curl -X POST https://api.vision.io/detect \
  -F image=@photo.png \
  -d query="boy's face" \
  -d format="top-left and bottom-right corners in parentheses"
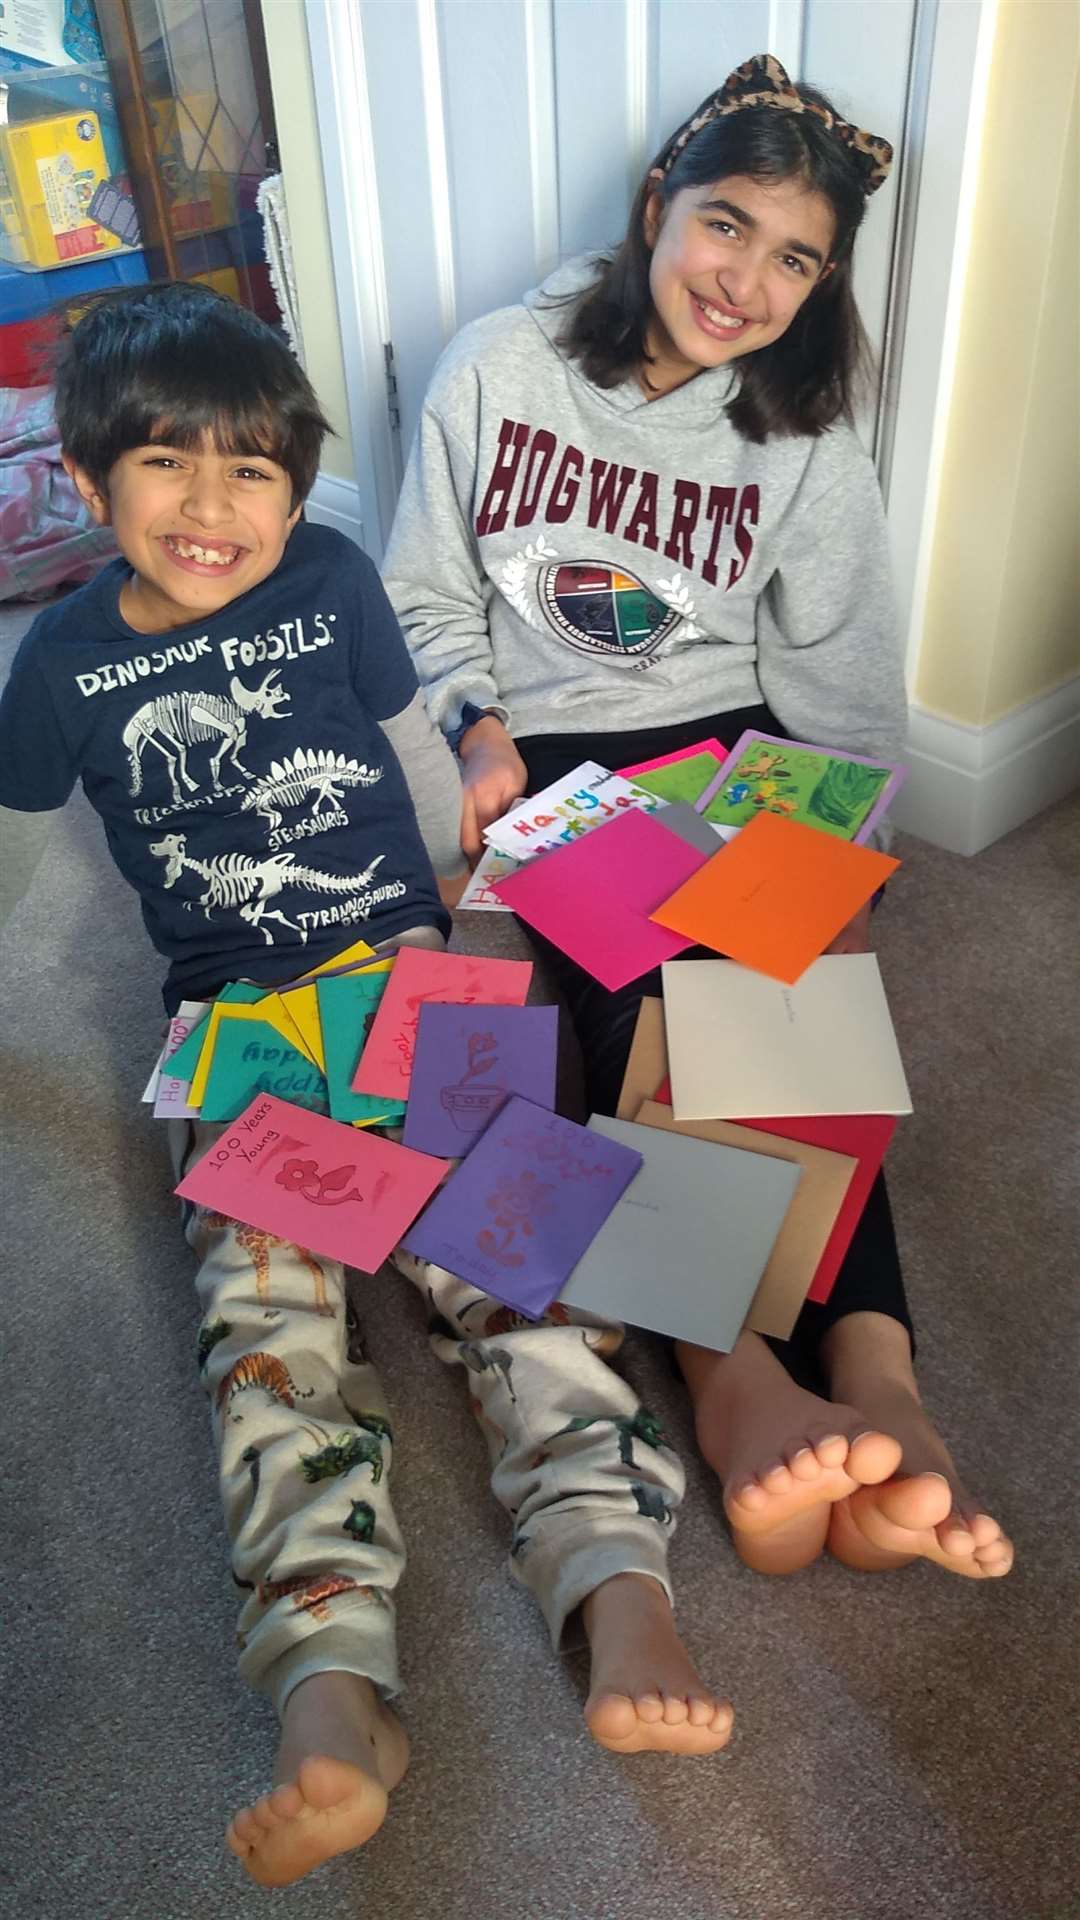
top-left (66, 429), bottom-right (302, 633)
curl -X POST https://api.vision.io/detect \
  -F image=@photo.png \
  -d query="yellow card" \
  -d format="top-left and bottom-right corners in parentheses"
top-left (289, 936), bottom-right (376, 983)
top-left (279, 983), bottom-right (325, 1073)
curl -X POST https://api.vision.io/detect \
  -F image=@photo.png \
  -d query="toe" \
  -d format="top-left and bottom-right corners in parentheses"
top-left (811, 1432), bottom-right (848, 1469)
top-left (845, 1427), bottom-right (903, 1485)
top-left (760, 1462), bottom-right (795, 1495)
top-left (935, 1516), bottom-right (977, 1559)
top-left (787, 1444), bottom-right (823, 1482)
top-left (660, 1693), bottom-right (689, 1727)
top-left (687, 1693), bottom-right (718, 1727)
top-left (876, 1471), bottom-right (954, 1532)
top-left (634, 1691), bottom-right (666, 1725)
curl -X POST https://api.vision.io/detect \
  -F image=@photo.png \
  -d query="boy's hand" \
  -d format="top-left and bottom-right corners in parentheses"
top-left (458, 715), bottom-right (528, 861)
top-left (824, 901), bottom-right (873, 954)
top-left (437, 867), bottom-right (471, 909)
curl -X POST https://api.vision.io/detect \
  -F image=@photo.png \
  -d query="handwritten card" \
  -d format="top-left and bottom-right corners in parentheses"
top-left (403, 1003), bottom-right (559, 1158)
top-left (401, 1095), bottom-right (643, 1318)
top-left (661, 955), bottom-right (913, 1120)
top-left (617, 737), bottom-right (727, 781)
top-left (483, 762), bottom-right (662, 861)
top-left (316, 963), bottom-right (404, 1128)
top-left (632, 1102), bottom-right (856, 1340)
top-left (351, 946), bottom-right (533, 1101)
top-left (617, 744), bottom-right (727, 808)
top-left (164, 982), bottom-right (265, 1087)
top-left (151, 1000), bottom-right (211, 1119)
top-left (494, 807), bottom-right (707, 992)
top-left (558, 1114), bottom-right (800, 1351)
top-left (199, 1017), bottom-right (330, 1124)
top-left (176, 1093), bottom-right (449, 1273)
top-left (650, 811), bottom-right (899, 983)
top-left (696, 730), bottom-right (906, 842)
top-left (457, 846), bottom-right (522, 912)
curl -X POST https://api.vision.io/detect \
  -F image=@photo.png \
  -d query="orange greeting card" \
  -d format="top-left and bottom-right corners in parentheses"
top-left (649, 810), bottom-right (899, 983)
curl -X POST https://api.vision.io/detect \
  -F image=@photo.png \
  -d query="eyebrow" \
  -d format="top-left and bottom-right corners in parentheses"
top-left (697, 195), bottom-right (826, 269)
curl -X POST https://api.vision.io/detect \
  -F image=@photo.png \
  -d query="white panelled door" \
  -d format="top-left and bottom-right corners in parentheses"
top-left (306, 0), bottom-right (925, 562)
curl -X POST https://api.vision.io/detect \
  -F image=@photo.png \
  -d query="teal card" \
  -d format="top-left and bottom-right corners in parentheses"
top-left (165, 981), bottom-right (266, 1083)
top-left (199, 1017), bottom-right (330, 1122)
top-left (317, 971), bottom-right (407, 1127)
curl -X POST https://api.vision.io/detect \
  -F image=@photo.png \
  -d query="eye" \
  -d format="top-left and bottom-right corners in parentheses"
top-left (233, 465), bottom-right (275, 483)
top-left (780, 255), bottom-right (809, 276)
top-left (144, 454), bottom-right (182, 468)
top-left (707, 219), bottom-right (739, 238)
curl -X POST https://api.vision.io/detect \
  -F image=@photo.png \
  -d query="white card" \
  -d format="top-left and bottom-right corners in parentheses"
top-left (482, 762), bottom-right (663, 860)
top-left (457, 846), bottom-right (521, 912)
top-left (152, 999), bottom-right (211, 1120)
top-left (662, 953), bottom-right (913, 1120)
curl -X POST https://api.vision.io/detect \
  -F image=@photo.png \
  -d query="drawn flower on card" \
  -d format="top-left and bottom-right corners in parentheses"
top-left (275, 1157), bottom-right (364, 1206)
top-left (477, 1169), bottom-right (555, 1267)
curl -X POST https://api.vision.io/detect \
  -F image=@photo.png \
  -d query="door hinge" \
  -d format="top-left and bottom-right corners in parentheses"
top-left (384, 341), bottom-right (401, 436)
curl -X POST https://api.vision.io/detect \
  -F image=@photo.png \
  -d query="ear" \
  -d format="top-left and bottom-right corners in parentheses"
top-left (62, 453), bottom-right (112, 526)
top-left (643, 170), bottom-right (667, 250)
top-left (285, 502), bottom-right (303, 537)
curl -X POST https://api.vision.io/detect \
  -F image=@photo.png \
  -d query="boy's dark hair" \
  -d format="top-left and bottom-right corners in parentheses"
top-left (54, 280), bottom-right (331, 506)
top-left (559, 85), bottom-right (874, 441)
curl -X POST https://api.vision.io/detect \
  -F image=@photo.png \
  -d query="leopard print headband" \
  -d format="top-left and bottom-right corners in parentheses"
top-left (656, 53), bottom-right (894, 198)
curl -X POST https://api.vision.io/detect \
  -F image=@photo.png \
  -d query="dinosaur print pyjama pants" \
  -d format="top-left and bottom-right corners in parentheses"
top-left (171, 1052), bottom-right (685, 1714)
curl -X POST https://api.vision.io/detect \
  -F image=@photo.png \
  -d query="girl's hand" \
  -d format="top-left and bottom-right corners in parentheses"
top-left (824, 901), bottom-right (873, 955)
top-left (458, 715), bottom-right (528, 861)
top-left (438, 867), bottom-right (471, 909)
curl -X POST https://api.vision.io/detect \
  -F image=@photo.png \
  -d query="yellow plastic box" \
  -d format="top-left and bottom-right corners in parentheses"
top-left (0, 107), bottom-right (124, 268)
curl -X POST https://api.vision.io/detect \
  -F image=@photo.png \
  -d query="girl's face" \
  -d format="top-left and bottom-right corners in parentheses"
top-left (643, 172), bottom-right (837, 395)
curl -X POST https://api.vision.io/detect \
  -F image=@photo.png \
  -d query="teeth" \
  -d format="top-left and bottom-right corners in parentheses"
top-left (169, 536), bottom-right (239, 565)
top-left (698, 298), bottom-right (746, 329)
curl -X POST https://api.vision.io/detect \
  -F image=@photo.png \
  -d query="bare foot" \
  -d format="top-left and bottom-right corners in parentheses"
top-left (582, 1572), bottom-right (733, 1755)
top-left (677, 1333), bottom-right (901, 1574)
top-left (226, 1671), bottom-right (409, 1888)
top-left (822, 1314), bottom-right (1013, 1579)
top-left (818, 1313), bottom-right (1014, 1582)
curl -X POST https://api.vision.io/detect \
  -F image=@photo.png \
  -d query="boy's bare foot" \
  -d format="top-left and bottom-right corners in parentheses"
top-left (677, 1333), bottom-right (901, 1574)
top-left (582, 1571), bottom-right (734, 1755)
top-left (226, 1671), bottom-right (409, 1888)
top-left (822, 1313), bottom-right (1014, 1579)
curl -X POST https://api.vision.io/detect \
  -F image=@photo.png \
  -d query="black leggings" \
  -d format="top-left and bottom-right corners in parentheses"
top-left (515, 705), bottom-right (913, 1397)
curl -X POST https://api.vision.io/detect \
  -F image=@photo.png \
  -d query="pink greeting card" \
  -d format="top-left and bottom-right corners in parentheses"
top-left (493, 808), bottom-right (707, 992)
top-left (175, 1093), bottom-right (449, 1272)
top-left (350, 946), bottom-right (533, 1101)
top-left (616, 737), bottom-right (727, 779)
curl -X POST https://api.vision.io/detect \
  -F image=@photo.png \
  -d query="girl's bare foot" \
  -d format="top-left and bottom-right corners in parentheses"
top-left (677, 1332), bottom-right (901, 1574)
top-left (582, 1572), bottom-right (734, 1755)
top-left (226, 1671), bottom-right (409, 1888)
top-left (823, 1312), bottom-right (1014, 1578)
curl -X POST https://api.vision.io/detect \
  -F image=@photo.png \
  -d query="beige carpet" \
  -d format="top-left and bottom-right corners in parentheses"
top-left (3, 597), bottom-right (1078, 1920)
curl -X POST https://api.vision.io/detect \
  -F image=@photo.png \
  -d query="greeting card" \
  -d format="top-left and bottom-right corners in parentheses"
top-left (350, 947), bottom-right (532, 1100)
top-left (695, 730), bottom-right (906, 842)
top-left (199, 1018), bottom-right (330, 1124)
top-left (493, 808), bottom-right (706, 992)
top-left (316, 963), bottom-right (404, 1127)
top-left (403, 1004), bottom-right (558, 1157)
top-left (401, 1095), bottom-right (642, 1318)
top-left (176, 1093), bottom-right (448, 1272)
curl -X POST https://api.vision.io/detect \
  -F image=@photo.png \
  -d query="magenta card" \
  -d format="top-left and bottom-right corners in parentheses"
top-left (351, 947), bottom-right (533, 1101)
top-left (616, 737), bottom-right (727, 779)
top-left (492, 808), bottom-right (707, 992)
top-left (401, 1095), bottom-right (643, 1318)
top-left (175, 1093), bottom-right (449, 1273)
top-left (403, 1003), bottom-right (559, 1158)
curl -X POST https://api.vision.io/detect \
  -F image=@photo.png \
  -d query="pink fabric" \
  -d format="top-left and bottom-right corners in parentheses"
top-left (0, 386), bottom-right (117, 601)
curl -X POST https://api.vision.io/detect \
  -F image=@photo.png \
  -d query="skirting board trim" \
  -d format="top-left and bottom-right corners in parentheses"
top-left (306, 472), bottom-right (367, 549)
top-left (895, 674), bottom-right (1080, 854)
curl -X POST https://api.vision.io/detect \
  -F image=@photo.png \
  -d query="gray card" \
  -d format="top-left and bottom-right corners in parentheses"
top-left (650, 801), bottom-right (726, 857)
top-left (557, 1113), bottom-right (801, 1352)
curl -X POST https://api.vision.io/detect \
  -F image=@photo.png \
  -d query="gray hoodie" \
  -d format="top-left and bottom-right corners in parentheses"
top-left (383, 258), bottom-right (908, 773)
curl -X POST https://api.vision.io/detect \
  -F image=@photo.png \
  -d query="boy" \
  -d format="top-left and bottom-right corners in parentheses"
top-left (0, 284), bottom-right (731, 1891)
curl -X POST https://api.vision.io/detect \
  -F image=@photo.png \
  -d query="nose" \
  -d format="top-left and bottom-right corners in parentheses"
top-left (717, 256), bottom-right (763, 314)
top-left (181, 467), bottom-right (234, 529)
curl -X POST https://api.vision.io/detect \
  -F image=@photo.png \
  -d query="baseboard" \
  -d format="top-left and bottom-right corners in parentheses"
top-left (305, 472), bottom-right (368, 549)
top-left (894, 675), bottom-right (1080, 854)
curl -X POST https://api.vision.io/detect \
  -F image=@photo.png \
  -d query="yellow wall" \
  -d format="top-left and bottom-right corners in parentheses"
top-left (260, 0), bottom-right (355, 482)
top-left (915, 0), bottom-right (1080, 724)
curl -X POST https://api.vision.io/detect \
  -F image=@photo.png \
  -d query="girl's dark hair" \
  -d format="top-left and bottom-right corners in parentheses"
top-left (560, 86), bottom-right (874, 440)
top-left (54, 280), bottom-right (331, 505)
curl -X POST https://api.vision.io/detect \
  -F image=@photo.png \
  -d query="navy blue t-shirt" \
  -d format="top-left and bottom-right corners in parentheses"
top-left (0, 521), bottom-right (449, 1009)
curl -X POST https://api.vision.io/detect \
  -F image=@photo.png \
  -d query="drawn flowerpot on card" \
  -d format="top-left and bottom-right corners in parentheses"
top-left (440, 1030), bottom-right (506, 1135)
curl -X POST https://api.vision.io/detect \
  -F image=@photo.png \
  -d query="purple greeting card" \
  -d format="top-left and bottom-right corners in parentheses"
top-left (694, 731), bottom-right (907, 843)
top-left (401, 1095), bottom-right (643, 1318)
top-left (403, 1003), bottom-right (559, 1159)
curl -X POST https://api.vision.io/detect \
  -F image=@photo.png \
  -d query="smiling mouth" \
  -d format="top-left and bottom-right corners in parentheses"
top-left (691, 293), bottom-right (755, 333)
top-left (162, 534), bottom-right (245, 568)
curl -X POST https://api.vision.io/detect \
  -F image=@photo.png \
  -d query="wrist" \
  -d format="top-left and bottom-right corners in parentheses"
top-left (459, 713), bottom-right (513, 759)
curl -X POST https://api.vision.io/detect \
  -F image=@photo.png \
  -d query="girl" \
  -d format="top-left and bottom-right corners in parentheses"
top-left (384, 54), bottom-right (1012, 1586)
